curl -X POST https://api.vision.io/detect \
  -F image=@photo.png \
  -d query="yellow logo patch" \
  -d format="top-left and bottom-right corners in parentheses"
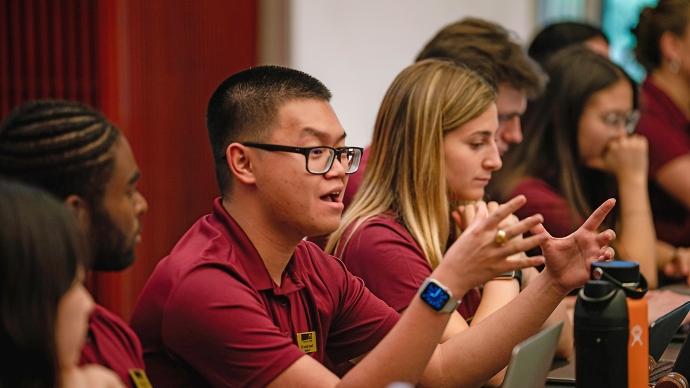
top-left (129, 368), bottom-right (153, 388)
top-left (297, 331), bottom-right (317, 354)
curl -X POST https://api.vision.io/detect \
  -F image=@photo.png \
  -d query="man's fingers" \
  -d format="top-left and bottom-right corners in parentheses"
top-left (597, 246), bottom-right (615, 261)
top-left (488, 195), bottom-right (527, 226)
top-left (502, 255), bottom-right (545, 272)
top-left (497, 233), bottom-right (549, 258)
top-left (581, 198), bottom-right (616, 232)
top-left (530, 223), bottom-right (552, 239)
top-left (501, 214), bottom-right (543, 240)
top-left (595, 229), bottom-right (617, 246)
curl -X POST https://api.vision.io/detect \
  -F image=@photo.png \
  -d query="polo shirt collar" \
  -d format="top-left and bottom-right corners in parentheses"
top-left (210, 198), bottom-right (304, 295)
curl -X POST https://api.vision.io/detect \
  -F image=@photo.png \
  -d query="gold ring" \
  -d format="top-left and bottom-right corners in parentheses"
top-left (495, 229), bottom-right (508, 245)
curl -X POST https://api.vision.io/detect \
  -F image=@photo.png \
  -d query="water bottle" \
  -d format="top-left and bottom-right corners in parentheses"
top-left (574, 261), bottom-right (648, 388)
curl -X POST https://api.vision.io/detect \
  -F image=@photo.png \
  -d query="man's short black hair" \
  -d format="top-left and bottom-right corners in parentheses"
top-left (206, 65), bottom-right (332, 195)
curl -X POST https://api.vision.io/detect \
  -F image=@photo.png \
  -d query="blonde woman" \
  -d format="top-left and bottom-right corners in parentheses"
top-left (326, 60), bottom-right (572, 384)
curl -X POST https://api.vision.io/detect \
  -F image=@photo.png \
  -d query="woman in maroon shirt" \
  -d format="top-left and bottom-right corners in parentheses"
top-left (495, 46), bottom-right (659, 287)
top-left (327, 59), bottom-right (573, 385)
top-left (0, 180), bottom-right (124, 388)
top-left (634, 0), bottom-right (690, 281)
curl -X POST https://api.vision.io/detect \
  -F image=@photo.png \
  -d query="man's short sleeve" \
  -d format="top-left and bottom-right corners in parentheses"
top-left (162, 265), bottom-right (305, 388)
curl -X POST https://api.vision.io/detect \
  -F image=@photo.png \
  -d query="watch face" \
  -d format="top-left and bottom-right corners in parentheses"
top-left (421, 281), bottom-right (451, 311)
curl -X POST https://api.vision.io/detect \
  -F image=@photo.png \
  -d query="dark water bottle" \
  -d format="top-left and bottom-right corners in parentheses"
top-left (575, 261), bottom-right (648, 388)
top-left (575, 280), bottom-right (629, 387)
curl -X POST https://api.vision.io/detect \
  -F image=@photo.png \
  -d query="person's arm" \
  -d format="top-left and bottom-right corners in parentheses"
top-left (459, 201), bottom-right (520, 326)
top-left (520, 266), bottom-right (573, 359)
top-left (546, 299), bottom-right (574, 359)
top-left (416, 200), bottom-right (615, 387)
top-left (656, 240), bottom-right (690, 281)
top-left (271, 197), bottom-right (616, 387)
top-left (419, 268), bottom-right (568, 387)
top-left (656, 154), bottom-right (690, 211)
top-left (464, 205), bottom-right (570, 372)
top-left (61, 365), bottom-right (126, 388)
top-left (270, 197), bottom-right (548, 387)
top-left (603, 135), bottom-right (658, 288)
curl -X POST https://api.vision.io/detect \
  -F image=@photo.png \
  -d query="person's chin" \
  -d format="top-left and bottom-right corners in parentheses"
top-left (463, 188), bottom-right (485, 201)
top-left (311, 217), bottom-right (341, 237)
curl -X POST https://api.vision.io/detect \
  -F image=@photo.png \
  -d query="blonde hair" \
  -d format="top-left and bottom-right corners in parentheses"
top-left (326, 59), bottom-right (495, 268)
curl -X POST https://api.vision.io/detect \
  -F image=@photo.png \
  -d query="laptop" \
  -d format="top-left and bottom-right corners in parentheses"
top-left (650, 302), bottom-right (690, 361)
top-left (547, 301), bottom-right (690, 385)
top-left (502, 323), bottom-right (563, 388)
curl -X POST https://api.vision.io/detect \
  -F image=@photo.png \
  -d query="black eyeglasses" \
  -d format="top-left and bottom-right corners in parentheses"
top-left (242, 142), bottom-right (364, 175)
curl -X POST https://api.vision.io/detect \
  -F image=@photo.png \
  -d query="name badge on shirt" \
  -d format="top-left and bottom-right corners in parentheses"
top-left (128, 368), bottom-right (153, 388)
top-left (297, 331), bottom-right (317, 354)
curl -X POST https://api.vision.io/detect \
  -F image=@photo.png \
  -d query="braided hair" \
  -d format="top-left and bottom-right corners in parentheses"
top-left (0, 100), bottom-right (120, 206)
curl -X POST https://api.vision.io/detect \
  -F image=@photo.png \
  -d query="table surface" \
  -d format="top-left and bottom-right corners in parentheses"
top-left (545, 341), bottom-right (683, 387)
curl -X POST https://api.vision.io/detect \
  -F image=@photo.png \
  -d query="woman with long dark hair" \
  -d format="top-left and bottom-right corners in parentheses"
top-left (0, 179), bottom-right (124, 388)
top-left (496, 45), bottom-right (658, 287)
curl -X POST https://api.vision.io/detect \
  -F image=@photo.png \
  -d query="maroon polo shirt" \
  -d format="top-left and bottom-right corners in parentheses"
top-left (336, 213), bottom-right (481, 320)
top-left (510, 177), bottom-right (582, 238)
top-left (637, 77), bottom-right (690, 246)
top-left (79, 304), bottom-right (145, 388)
top-left (131, 198), bottom-right (399, 388)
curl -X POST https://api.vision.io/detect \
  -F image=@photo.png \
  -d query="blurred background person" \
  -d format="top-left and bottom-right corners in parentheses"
top-left (0, 179), bottom-right (124, 388)
top-left (343, 17), bottom-right (545, 210)
top-left (634, 0), bottom-right (690, 284)
top-left (495, 46), bottom-right (658, 288)
top-left (528, 21), bottom-right (610, 66)
top-left (0, 100), bottom-right (149, 386)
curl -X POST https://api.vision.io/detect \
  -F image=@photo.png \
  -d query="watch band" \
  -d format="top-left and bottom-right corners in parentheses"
top-left (419, 278), bottom-right (460, 313)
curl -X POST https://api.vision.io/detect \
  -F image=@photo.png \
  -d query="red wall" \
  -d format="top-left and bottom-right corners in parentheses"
top-left (1, 0), bottom-right (258, 320)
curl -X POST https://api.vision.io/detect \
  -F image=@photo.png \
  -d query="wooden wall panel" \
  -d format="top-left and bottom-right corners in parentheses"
top-left (0, 0), bottom-right (99, 115)
top-left (94, 0), bottom-right (258, 320)
top-left (1, 0), bottom-right (258, 320)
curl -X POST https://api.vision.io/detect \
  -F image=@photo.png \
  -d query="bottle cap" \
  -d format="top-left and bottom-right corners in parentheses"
top-left (592, 261), bottom-right (640, 286)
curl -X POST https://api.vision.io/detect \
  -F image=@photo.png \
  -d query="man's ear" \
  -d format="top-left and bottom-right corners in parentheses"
top-left (64, 194), bottom-right (91, 229)
top-left (226, 143), bottom-right (257, 185)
